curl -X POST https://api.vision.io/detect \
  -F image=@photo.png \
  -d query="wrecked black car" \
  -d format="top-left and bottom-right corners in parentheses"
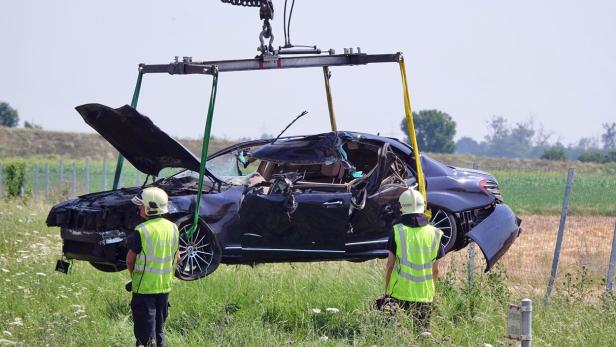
top-left (47, 104), bottom-right (521, 280)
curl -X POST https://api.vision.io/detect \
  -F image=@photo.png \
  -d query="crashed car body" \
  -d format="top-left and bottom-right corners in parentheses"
top-left (47, 104), bottom-right (521, 280)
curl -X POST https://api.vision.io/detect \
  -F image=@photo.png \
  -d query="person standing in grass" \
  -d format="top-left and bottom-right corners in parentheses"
top-left (384, 187), bottom-right (445, 337)
top-left (126, 187), bottom-right (180, 347)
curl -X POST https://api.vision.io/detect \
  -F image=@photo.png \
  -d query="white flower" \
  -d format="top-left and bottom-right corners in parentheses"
top-left (35, 272), bottom-right (46, 277)
top-left (8, 318), bottom-right (22, 326)
top-left (325, 307), bottom-right (339, 314)
top-left (310, 308), bottom-right (321, 314)
top-left (319, 336), bottom-right (328, 341)
top-left (1, 269), bottom-right (9, 273)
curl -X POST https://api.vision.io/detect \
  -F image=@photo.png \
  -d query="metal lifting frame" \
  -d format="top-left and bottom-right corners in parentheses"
top-left (113, 51), bottom-right (429, 228)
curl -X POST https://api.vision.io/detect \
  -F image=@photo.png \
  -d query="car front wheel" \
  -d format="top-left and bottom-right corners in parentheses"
top-left (173, 215), bottom-right (222, 281)
top-left (429, 208), bottom-right (457, 252)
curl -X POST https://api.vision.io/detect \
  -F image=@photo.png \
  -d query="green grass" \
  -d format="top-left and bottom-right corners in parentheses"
top-left (2, 201), bottom-right (616, 346)
top-left (494, 170), bottom-right (616, 215)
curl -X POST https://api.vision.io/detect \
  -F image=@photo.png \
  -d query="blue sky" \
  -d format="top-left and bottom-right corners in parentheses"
top-left (1, 1), bottom-right (614, 144)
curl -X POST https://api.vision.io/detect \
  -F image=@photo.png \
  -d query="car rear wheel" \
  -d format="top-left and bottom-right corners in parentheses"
top-left (429, 208), bottom-right (457, 252)
top-left (173, 215), bottom-right (222, 281)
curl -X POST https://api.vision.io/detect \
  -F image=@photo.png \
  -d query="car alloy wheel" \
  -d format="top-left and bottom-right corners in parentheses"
top-left (174, 216), bottom-right (222, 280)
top-left (429, 208), bottom-right (457, 252)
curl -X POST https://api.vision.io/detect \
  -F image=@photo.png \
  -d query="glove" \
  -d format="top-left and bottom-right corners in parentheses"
top-left (125, 281), bottom-right (132, 292)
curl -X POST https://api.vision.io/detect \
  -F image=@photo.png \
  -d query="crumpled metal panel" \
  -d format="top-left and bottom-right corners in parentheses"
top-left (75, 103), bottom-right (205, 176)
top-left (468, 203), bottom-right (521, 272)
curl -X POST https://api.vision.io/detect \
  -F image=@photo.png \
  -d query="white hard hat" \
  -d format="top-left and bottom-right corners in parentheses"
top-left (132, 187), bottom-right (169, 216)
top-left (398, 188), bottom-right (425, 214)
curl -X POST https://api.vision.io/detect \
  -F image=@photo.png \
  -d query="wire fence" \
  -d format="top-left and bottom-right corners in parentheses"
top-left (0, 157), bottom-right (615, 301)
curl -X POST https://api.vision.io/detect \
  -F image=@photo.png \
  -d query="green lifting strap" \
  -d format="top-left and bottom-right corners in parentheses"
top-left (186, 69), bottom-right (219, 239)
top-left (113, 72), bottom-right (144, 190)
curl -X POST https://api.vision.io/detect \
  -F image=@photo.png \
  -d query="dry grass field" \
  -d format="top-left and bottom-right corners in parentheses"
top-left (442, 214), bottom-right (616, 298)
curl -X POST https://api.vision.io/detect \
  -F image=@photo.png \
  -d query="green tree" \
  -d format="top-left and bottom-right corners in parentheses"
top-left (24, 121), bottom-right (42, 129)
top-left (602, 122), bottom-right (616, 150)
top-left (0, 102), bottom-right (19, 127)
top-left (400, 110), bottom-right (456, 153)
top-left (578, 150), bottom-right (605, 163)
top-left (541, 145), bottom-right (568, 161)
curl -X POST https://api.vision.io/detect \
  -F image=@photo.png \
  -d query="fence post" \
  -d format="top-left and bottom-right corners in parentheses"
top-left (521, 299), bottom-right (533, 347)
top-left (102, 157), bottom-right (107, 191)
top-left (33, 164), bottom-right (39, 197)
top-left (59, 159), bottom-right (64, 183)
top-left (71, 162), bottom-right (77, 197)
top-left (606, 222), bottom-right (616, 293)
top-left (467, 162), bottom-right (479, 288)
top-left (45, 162), bottom-right (50, 200)
top-left (84, 158), bottom-right (90, 194)
top-left (545, 168), bottom-right (575, 303)
top-left (0, 161), bottom-right (3, 200)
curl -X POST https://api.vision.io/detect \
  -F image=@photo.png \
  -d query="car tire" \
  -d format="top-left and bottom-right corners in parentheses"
top-left (89, 261), bottom-right (126, 272)
top-left (173, 215), bottom-right (222, 281)
top-left (429, 208), bottom-right (457, 252)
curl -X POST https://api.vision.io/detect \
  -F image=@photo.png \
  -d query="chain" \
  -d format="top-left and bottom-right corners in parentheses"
top-left (220, 0), bottom-right (261, 7)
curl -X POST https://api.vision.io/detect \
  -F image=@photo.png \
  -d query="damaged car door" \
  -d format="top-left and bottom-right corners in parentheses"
top-left (239, 175), bottom-right (351, 259)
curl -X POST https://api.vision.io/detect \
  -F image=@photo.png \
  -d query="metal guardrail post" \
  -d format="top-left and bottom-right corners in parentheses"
top-left (545, 168), bottom-right (574, 303)
top-left (606, 221), bottom-right (616, 293)
top-left (521, 299), bottom-right (532, 347)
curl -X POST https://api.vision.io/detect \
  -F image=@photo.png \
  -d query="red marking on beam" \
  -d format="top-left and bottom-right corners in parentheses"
top-left (259, 61), bottom-right (264, 69)
top-left (277, 59), bottom-right (283, 68)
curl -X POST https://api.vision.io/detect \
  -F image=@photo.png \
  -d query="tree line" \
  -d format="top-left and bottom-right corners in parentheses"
top-left (400, 110), bottom-right (616, 163)
top-left (0, 101), bottom-right (42, 129)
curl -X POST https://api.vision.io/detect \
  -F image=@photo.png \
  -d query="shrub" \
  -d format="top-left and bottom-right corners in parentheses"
top-left (3, 160), bottom-right (26, 196)
top-left (541, 146), bottom-right (568, 161)
top-left (578, 150), bottom-right (605, 163)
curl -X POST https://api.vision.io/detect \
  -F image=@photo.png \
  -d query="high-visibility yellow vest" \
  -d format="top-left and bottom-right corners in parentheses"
top-left (132, 218), bottom-right (179, 294)
top-left (387, 223), bottom-right (442, 302)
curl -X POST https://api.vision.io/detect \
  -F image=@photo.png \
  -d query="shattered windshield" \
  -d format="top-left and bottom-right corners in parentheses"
top-left (206, 146), bottom-right (263, 185)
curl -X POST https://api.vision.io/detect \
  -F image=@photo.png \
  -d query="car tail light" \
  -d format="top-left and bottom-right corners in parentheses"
top-left (480, 179), bottom-right (503, 202)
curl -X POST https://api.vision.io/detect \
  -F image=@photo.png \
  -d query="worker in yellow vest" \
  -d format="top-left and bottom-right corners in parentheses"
top-left (384, 188), bottom-right (444, 337)
top-left (126, 187), bottom-right (179, 347)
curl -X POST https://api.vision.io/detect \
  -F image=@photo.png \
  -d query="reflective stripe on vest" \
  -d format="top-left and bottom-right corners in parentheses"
top-left (388, 222), bottom-right (443, 302)
top-left (395, 224), bottom-right (441, 272)
top-left (135, 225), bottom-right (178, 264)
top-left (132, 218), bottom-right (179, 294)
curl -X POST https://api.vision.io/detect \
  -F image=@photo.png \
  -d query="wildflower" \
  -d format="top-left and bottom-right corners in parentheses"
top-left (319, 336), bottom-right (328, 342)
top-left (1, 269), bottom-right (9, 273)
top-left (8, 318), bottom-right (22, 326)
top-left (35, 272), bottom-right (46, 277)
top-left (310, 308), bottom-right (321, 314)
top-left (325, 307), bottom-right (339, 313)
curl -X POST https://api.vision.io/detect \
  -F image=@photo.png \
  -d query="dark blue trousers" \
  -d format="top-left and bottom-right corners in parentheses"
top-left (131, 293), bottom-right (169, 347)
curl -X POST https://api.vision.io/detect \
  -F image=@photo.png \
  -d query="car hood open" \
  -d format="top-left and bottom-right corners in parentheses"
top-left (76, 103), bottom-right (201, 176)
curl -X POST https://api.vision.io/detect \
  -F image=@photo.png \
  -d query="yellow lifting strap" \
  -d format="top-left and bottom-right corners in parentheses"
top-left (398, 57), bottom-right (430, 217)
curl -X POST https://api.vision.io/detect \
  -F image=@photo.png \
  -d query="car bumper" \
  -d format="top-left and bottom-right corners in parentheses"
top-left (467, 203), bottom-right (521, 271)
